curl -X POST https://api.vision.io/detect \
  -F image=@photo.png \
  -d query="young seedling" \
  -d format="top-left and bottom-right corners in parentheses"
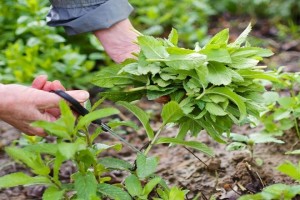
top-left (225, 132), bottom-right (284, 164)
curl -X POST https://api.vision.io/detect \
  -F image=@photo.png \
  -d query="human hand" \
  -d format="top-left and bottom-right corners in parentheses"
top-left (93, 19), bottom-right (140, 63)
top-left (0, 81), bottom-right (89, 136)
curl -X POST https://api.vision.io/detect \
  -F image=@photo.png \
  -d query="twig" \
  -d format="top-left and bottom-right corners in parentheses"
top-left (183, 147), bottom-right (209, 168)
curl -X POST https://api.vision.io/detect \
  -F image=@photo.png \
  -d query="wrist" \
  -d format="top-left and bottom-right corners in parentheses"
top-left (93, 19), bottom-right (140, 63)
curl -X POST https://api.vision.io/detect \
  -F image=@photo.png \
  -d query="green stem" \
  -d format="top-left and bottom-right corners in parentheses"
top-left (84, 127), bottom-right (100, 182)
top-left (127, 86), bottom-right (147, 92)
top-left (294, 117), bottom-right (300, 140)
top-left (146, 58), bottom-right (167, 62)
top-left (144, 126), bottom-right (164, 155)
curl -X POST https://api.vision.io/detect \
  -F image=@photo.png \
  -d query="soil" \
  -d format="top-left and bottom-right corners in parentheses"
top-left (1, 19), bottom-right (300, 200)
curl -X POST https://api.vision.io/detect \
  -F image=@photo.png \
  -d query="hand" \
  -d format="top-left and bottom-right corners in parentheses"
top-left (0, 78), bottom-right (89, 136)
top-left (93, 19), bottom-right (140, 63)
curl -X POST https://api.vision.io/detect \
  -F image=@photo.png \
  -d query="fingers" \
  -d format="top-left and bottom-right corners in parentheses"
top-left (37, 90), bottom-right (90, 109)
top-left (32, 75), bottom-right (47, 89)
top-left (32, 75), bottom-right (66, 91)
top-left (52, 80), bottom-right (66, 91)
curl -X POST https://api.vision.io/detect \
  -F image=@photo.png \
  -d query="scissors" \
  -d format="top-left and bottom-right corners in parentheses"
top-left (52, 90), bottom-right (141, 153)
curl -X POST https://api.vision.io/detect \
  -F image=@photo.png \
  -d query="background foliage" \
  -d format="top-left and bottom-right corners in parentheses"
top-left (1, 0), bottom-right (299, 88)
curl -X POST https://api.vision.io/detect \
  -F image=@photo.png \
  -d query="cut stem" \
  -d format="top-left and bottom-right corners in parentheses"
top-left (144, 126), bottom-right (164, 155)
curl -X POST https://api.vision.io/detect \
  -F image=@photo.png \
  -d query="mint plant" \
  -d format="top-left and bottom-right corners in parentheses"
top-left (0, 99), bottom-right (200, 199)
top-left (93, 24), bottom-right (276, 143)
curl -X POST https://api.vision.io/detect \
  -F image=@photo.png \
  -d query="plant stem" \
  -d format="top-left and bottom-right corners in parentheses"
top-left (84, 127), bottom-right (101, 182)
top-left (294, 118), bottom-right (300, 140)
top-left (127, 86), bottom-right (147, 92)
top-left (146, 58), bottom-right (167, 62)
top-left (144, 126), bottom-right (164, 155)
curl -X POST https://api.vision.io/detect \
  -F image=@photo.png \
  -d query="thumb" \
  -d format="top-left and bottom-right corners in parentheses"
top-left (37, 90), bottom-right (90, 109)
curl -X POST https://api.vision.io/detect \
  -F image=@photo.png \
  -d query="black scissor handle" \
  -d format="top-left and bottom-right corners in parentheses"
top-left (51, 90), bottom-right (89, 116)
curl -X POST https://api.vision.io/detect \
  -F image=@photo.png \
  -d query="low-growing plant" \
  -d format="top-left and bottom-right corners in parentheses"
top-left (238, 183), bottom-right (300, 200)
top-left (0, 96), bottom-right (211, 199)
top-left (225, 132), bottom-right (284, 164)
top-left (93, 24), bottom-right (277, 144)
top-left (260, 71), bottom-right (300, 138)
top-left (238, 160), bottom-right (300, 199)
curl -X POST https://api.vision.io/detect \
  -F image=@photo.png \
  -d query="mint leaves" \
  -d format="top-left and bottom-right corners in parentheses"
top-left (93, 24), bottom-right (275, 141)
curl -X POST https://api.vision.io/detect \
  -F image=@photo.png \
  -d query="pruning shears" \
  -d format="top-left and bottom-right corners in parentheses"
top-left (52, 90), bottom-right (141, 153)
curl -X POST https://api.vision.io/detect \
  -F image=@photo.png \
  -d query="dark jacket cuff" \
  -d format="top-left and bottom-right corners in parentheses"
top-left (47, 0), bottom-right (133, 35)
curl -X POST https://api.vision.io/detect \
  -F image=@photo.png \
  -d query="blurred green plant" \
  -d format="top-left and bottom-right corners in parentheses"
top-left (260, 71), bottom-right (300, 138)
top-left (130, 0), bottom-right (216, 47)
top-left (0, 0), bottom-right (108, 89)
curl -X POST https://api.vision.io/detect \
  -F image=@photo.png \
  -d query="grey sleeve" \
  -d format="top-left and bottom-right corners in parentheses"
top-left (47, 0), bottom-right (134, 35)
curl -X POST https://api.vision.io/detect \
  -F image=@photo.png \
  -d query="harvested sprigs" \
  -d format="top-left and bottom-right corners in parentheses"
top-left (93, 24), bottom-right (277, 143)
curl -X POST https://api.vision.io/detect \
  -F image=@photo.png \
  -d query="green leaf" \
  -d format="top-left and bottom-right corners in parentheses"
top-left (73, 171), bottom-right (97, 200)
top-left (138, 63), bottom-right (161, 75)
top-left (5, 147), bottom-right (50, 175)
top-left (249, 133), bottom-right (284, 144)
top-left (93, 65), bottom-right (137, 88)
top-left (205, 87), bottom-right (247, 121)
top-left (142, 177), bottom-right (162, 197)
top-left (107, 120), bottom-right (139, 130)
top-left (263, 92), bottom-right (279, 105)
top-left (200, 47), bottom-right (232, 63)
top-left (226, 133), bottom-right (249, 143)
top-left (169, 187), bottom-right (186, 200)
top-left (161, 101), bottom-right (184, 125)
top-left (138, 35), bottom-right (168, 59)
top-left (58, 142), bottom-right (80, 159)
top-left (24, 143), bottom-right (58, 155)
top-left (59, 101), bottom-right (76, 135)
top-left (278, 97), bottom-right (295, 109)
top-left (43, 186), bottom-right (65, 200)
top-left (205, 102), bottom-right (227, 116)
top-left (286, 150), bottom-right (300, 155)
top-left (117, 101), bottom-right (154, 139)
top-left (156, 137), bottom-right (214, 157)
top-left (187, 116), bottom-right (226, 143)
top-left (207, 62), bottom-right (232, 85)
top-left (168, 28), bottom-right (178, 45)
top-left (31, 119), bottom-right (71, 140)
top-left (163, 47), bottom-right (206, 70)
top-left (226, 142), bottom-right (247, 151)
top-left (98, 183), bottom-right (132, 200)
top-left (98, 157), bottom-right (133, 171)
top-left (229, 57), bottom-right (259, 69)
top-left (238, 70), bottom-right (279, 82)
top-left (0, 172), bottom-right (51, 188)
top-left (277, 161), bottom-right (300, 182)
top-left (207, 28), bottom-right (229, 45)
top-left (77, 108), bottom-right (120, 130)
top-left (261, 184), bottom-right (300, 199)
top-left (102, 90), bottom-right (145, 102)
top-left (231, 47), bottom-right (273, 57)
top-left (125, 174), bottom-right (143, 197)
top-left (147, 87), bottom-right (177, 100)
top-left (231, 23), bottom-right (252, 46)
top-left (136, 153), bottom-right (158, 179)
